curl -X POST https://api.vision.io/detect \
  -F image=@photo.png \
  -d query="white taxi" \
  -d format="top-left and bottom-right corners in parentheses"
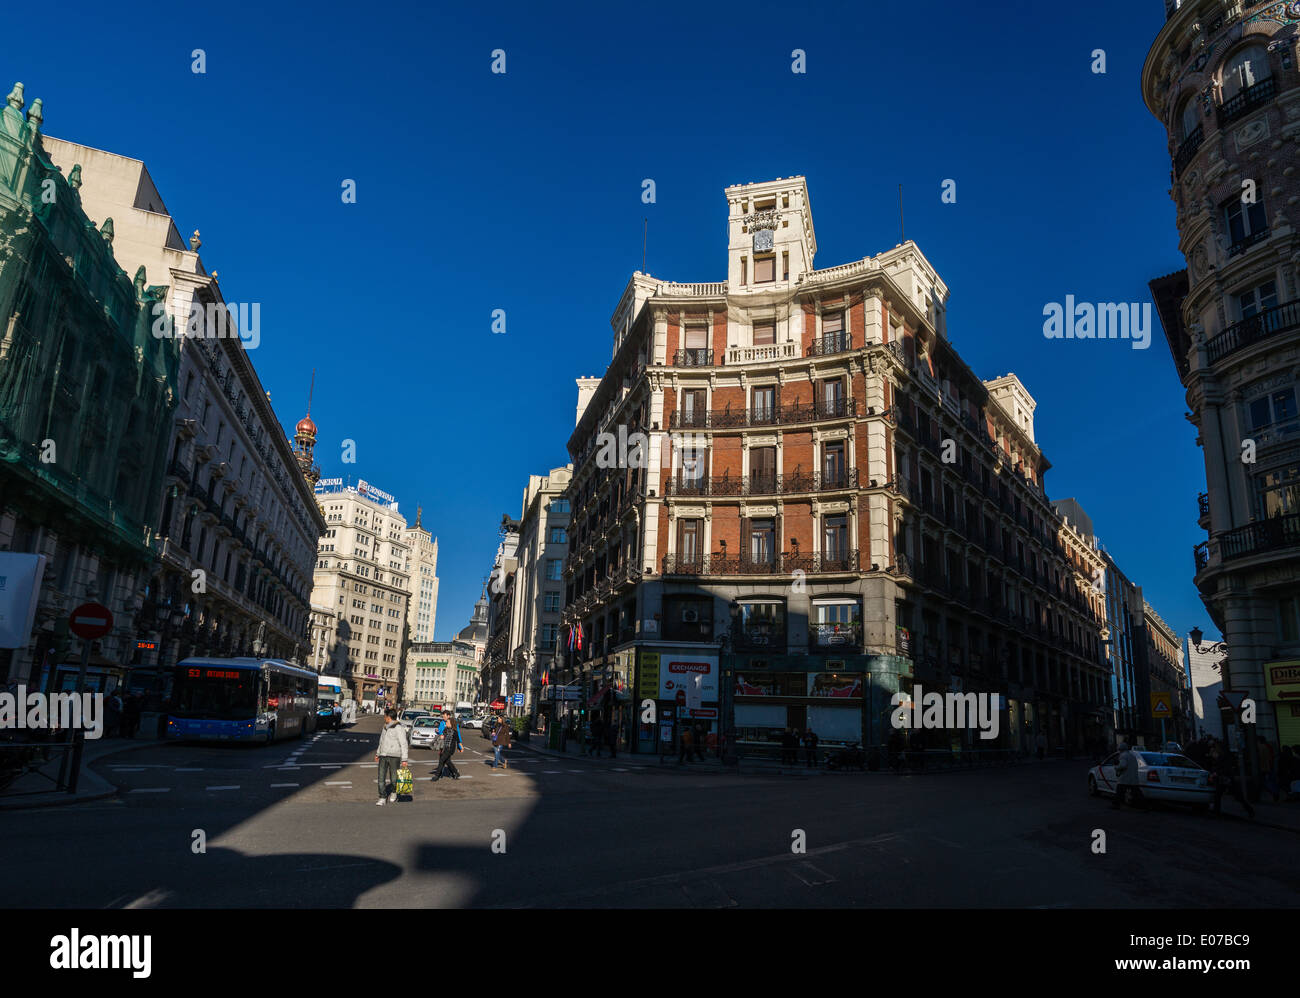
top-left (1088, 750), bottom-right (1213, 808)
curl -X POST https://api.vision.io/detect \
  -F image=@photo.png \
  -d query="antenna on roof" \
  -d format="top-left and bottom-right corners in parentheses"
top-left (642, 218), bottom-right (648, 274)
top-left (898, 184), bottom-right (905, 244)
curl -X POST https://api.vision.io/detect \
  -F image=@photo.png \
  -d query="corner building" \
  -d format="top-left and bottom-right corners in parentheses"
top-left (563, 177), bottom-right (1111, 756)
top-left (1143, 0), bottom-right (1300, 758)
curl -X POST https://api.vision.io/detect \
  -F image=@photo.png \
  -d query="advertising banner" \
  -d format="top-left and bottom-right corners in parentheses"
top-left (0, 553), bottom-right (47, 649)
top-left (659, 654), bottom-right (718, 709)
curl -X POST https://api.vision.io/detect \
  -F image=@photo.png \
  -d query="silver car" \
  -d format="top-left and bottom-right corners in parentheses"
top-left (409, 715), bottom-right (443, 750)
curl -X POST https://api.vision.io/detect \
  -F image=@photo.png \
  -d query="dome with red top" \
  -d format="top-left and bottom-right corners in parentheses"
top-left (295, 414), bottom-right (317, 437)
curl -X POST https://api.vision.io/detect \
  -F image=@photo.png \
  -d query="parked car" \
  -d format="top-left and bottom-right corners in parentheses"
top-left (409, 715), bottom-right (442, 750)
top-left (1087, 750), bottom-right (1212, 809)
top-left (461, 716), bottom-right (483, 730)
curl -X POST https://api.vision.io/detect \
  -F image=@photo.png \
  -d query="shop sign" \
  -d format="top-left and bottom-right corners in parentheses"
top-left (1264, 660), bottom-right (1300, 702)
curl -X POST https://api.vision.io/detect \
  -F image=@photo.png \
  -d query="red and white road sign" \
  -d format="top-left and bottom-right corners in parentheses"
top-left (69, 602), bottom-right (113, 640)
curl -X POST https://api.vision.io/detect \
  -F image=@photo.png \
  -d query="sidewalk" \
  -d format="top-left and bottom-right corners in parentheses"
top-left (0, 735), bottom-right (158, 810)
top-left (512, 732), bottom-right (732, 771)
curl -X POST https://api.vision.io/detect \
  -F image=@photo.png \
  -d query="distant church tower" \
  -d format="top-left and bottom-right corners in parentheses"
top-left (294, 370), bottom-right (321, 487)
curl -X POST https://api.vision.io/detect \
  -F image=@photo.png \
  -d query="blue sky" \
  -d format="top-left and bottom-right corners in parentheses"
top-left (18, 0), bottom-right (1215, 642)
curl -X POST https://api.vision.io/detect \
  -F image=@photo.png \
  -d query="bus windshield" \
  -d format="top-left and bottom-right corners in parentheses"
top-left (172, 668), bottom-right (258, 719)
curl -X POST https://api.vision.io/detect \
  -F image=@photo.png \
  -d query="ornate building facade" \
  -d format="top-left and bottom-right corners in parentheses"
top-left (0, 84), bottom-right (177, 690)
top-left (562, 176), bottom-right (1113, 756)
top-left (42, 136), bottom-right (324, 672)
top-left (1144, 0), bottom-right (1300, 760)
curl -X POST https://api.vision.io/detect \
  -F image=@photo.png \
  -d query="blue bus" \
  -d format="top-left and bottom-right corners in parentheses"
top-left (167, 658), bottom-right (318, 743)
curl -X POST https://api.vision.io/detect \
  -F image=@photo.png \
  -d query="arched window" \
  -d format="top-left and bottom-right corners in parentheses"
top-left (1179, 96), bottom-right (1200, 140)
top-left (1221, 44), bottom-right (1270, 100)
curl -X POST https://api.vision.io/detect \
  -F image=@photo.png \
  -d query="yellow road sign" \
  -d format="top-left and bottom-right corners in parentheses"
top-left (1150, 692), bottom-right (1173, 718)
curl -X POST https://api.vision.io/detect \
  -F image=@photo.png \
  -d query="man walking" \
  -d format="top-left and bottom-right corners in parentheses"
top-left (1210, 743), bottom-right (1256, 818)
top-left (434, 710), bottom-right (462, 781)
top-left (1111, 741), bottom-right (1142, 810)
top-left (1035, 731), bottom-right (1047, 761)
top-left (804, 728), bottom-right (819, 768)
top-left (375, 708), bottom-right (409, 806)
top-left (678, 724), bottom-right (694, 765)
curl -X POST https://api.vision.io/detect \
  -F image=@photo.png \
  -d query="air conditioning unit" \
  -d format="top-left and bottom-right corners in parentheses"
top-left (682, 608), bottom-right (699, 623)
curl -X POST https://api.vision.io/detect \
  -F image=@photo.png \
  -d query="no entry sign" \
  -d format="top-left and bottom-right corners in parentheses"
top-left (69, 602), bottom-right (113, 640)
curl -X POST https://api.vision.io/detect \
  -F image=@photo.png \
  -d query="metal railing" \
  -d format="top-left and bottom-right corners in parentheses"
top-left (665, 467), bottom-right (859, 497)
top-left (0, 735), bottom-right (85, 797)
top-left (1207, 299), bottom-right (1300, 363)
top-left (1218, 76), bottom-right (1276, 128)
top-left (807, 331), bottom-right (851, 356)
top-left (673, 348), bottom-right (714, 367)
top-left (662, 549), bottom-right (860, 576)
top-left (1173, 124), bottom-right (1203, 177)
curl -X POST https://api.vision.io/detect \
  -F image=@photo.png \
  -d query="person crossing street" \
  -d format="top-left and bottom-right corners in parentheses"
top-left (375, 708), bottom-right (409, 806)
top-left (433, 710), bottom-right (462, 781)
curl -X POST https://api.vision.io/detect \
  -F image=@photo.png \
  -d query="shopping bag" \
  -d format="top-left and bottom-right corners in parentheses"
top-left (395, 765), bottom-right (414, 796)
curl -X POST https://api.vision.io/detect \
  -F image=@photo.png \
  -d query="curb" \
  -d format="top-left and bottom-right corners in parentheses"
top-left (0, 737), bottom-right (160, 811)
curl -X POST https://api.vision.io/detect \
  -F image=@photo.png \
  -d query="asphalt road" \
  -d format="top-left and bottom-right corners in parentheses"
top-left (6, 715), bottom-right (1296, 908)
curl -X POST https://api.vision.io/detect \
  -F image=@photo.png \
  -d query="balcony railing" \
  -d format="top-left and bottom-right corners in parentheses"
top-left (1197, 492), bottom-right (1209, 518)
top-left (665, 467), bottom-right (859, 497)
top-left (1226, 227), bottom-right (1271, 259)
top-left (1215, 513), bottom-right (1300, 564)
top-left (668, 396), bottom-right (856, 430)
top-left (809, 621), bottom-right (862, 649)
top-left (674, 348), bottom-right (714, 367)
top-left (1173, 124), bottom-right (1203, 178)
top-left (662, 549), bottom-right (860, 576)
top-left (1206, 299), bottom-right (1300, 363)
top-left (1218, 76), bottom-right (1276, 128)
top-left (726, 342), bottom-right (800, 364)
top-left (806, 331), bottom-right (851, 357)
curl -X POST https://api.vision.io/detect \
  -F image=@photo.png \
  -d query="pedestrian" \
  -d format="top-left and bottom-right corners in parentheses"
top-left (121, 694), bottom-right (141, 740)
top-left (804, 728), bottom-right (819, 768)
top-left (692, 723), bottom-right (706, 761)
top-left (375, 708), bottom-right (409, 806)
top-left (1035, 731), bottom-right (1046, 761)
top-left (606, 716), bottom-right (618, 758)
top-left (1109, 741), bottom-right (1143, 810)
top-left (1210, 743), bottom-right (1255, 819)
top-left (1279, 746), bottom-right (1298, 801)
top-left (433, 710), bottom-right (461, 781)
top-left (493, 715), bottom-right (512, 770)
top-left (678, 724), bottom-right (694, 765)
top-left (590, 715), bottom-right (604, 757)
top-left (1259, 738), bottom-right (1278, 802)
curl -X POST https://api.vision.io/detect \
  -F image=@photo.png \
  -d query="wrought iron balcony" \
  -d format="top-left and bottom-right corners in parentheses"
top-left (1226, 227), bottom-right (1271, 259)
top-left (1214, 513), bottom-right (1300, 564)
top-left (668, 396), bottom-right (856, 430)
top-left (665, 467), bottom-right (859, 497)
top-left (809, 621), bottom-right (862, 650)
top-left (674, 348), bottom-right (714, 367)
top-left (806, 331), bottom-right (851, 357)
top-left (661, 549), bottom-right (860, 576)
top-left (1207, 299), bottom-right (1300, 363)
top-left (1218, 76), bottom-right (1276, 128)
top-left (1173, 124), bottom-right (1203, 178)
top-left (1197, 492), bottom-right (1210, 518)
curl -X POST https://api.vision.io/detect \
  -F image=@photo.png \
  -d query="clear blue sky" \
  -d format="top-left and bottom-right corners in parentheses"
top-left (19, 0), bottom-right (1216, 642)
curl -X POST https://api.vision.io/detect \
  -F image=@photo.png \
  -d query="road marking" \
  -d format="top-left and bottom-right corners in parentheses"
top-left (613, 768), bottom-right (628, 772)
top-left (110, 767), bottom-right (146, 772)
top-left (360, 764), bottom-right (377, 768)
top-left (322, 765), bottom-right (342, 769)
top-left (174, 768), bottom-right (203, 772)
top-left (544, 770), bottom-right (562, 774)
top-left (130, 788), bottom-right (170, 794)
top-left (206, 785), bottom-right (239, 791)
top-left (567, 770), bottom-right (586, 774)
top-left (324, 781), bottom-right (352, 786)
top-left (271, 783), bottom-right (299, 788)
top-left (789, 862), bottom-right (836, 886)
